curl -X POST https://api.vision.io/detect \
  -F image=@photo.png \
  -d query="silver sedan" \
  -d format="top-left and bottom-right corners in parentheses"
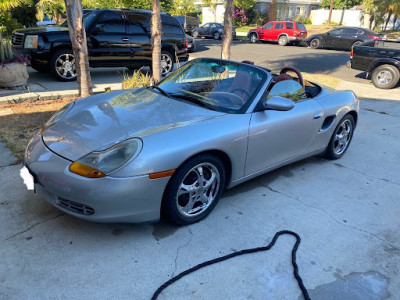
top-left (22, 58), bottom-right (359, 225)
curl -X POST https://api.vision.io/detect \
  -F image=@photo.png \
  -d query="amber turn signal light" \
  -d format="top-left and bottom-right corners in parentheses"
top-left (149, 169), bottom-right (175, 179)
top-left (69, 162), bottom-right (106, 178)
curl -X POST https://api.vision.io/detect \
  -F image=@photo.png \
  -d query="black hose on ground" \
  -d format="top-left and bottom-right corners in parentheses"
top-left (152, 230), bottom-right (311, 300)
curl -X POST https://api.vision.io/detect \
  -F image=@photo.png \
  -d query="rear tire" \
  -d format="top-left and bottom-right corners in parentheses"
top-left (278, 35), bottom-right (288, 46)
top-left (192, 31), bottom-right (199, 39)
top-left (351, 41), bottom-right (363, 49)
top-left (371, 64), bottom-right (400, 89)
top-left (162, 155), bottom-right (226, 225)
top-left (213, 31), bottom-right (221, 40)
top-left (160, 50), bottom-right (174, 76)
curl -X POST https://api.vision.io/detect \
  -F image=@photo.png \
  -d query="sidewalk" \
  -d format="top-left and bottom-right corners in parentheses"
top-left (0, 66), bottom-right (399, 105)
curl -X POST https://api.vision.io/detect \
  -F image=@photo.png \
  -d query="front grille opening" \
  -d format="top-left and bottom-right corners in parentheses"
top-left (12, 33), bottom-right (24, 47)
top-left (57, 198), bottom-right (95, 215)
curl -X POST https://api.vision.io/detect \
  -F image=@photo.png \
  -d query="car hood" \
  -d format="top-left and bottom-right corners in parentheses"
top-left (13, 26), bottom-right (69, 34)
top-left (42, 88), bottom-right (226, 161)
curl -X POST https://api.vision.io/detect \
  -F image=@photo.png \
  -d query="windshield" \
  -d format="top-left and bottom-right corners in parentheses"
top-left (157, 59), bottom-right (267, 113)
top-left (61, 11), bottom-right (98, 28)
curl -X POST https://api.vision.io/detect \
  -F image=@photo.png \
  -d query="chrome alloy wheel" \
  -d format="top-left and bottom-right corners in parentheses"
top-left (376, 70), bottom-right (393, 86)
top-left (250, 33), bottom-right (257, 43)
top-left (55, 53), bottom-right (76, 80)
top-left (176, 162), bottom-right (221, 217)
top-left (333, 119), bottom-right (353, 156)
top-left (160, 53), bottom-right (173, 75)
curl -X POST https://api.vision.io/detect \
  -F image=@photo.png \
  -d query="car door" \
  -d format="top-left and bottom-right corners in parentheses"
top-left (271, 22), bottom-right (284, 41)
top-left (125, 13), bottom-right (152, 67)
top-left (200, 23), bottom-right (210, 37)
top-left (89, 11), bottom-right (130, 66)
top-left (341, 28), bottom-right (358, 48)
top-left (325, 28), bottom-right (345, 48)
top-left (245, 81), bottom-right (324, 176)
top-left (260, 22), bottom-right (274, 40)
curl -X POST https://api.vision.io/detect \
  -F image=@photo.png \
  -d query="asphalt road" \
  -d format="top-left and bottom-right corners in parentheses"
top-left (190, 38), bottom-right (366, 84)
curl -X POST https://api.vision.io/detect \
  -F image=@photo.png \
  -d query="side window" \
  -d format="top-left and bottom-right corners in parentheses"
top-left (329, 28), bottom-right (344, 36)
top-left (274, 22), bottom-right (283, 29)
top-left (345, 28), bottom-right (358, 35)
top-left (285, 22), bottom-right (294, 29)
top-left (127, 14), bottom-right (148, 34)
top-left (203, 23), bottom-right (210, 28)
top-left (95, 11), bottom-right (126, 34)
top-left (262, 23), bottom-right (273, 30)
top-left (210, 23), bottom-right (217, 28)
top-left (268, 80), bottom-right (305, 102)
top-left (162, 15), bottom-right (184, 35)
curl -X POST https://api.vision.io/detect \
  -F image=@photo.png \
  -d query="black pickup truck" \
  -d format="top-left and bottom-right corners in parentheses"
top-left (348, 40), bottom-right (400, 89)
top-left (12, 9), bottom-right (188, 81)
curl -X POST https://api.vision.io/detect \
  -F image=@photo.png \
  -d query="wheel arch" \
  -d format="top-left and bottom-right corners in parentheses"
top-left (368, 59), bottom-right (400, 74)
top-left (249, 31), bottom-right (259, 39)
top-left (166, 149), bottom-right (232, 191)
top-left (347, 110), bottom-right (358, 126)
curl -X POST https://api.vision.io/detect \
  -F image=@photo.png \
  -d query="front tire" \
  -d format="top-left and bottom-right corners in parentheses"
top-left (249, 33), bottom-right (258, 43)
top-left (278, 35), bottom-right (288, 46)
top-left (324, 114), bottom-right (355, 160)
top-left (371, 64), bottom-right (400, 89)
top-left (192, 31), bottom-right (199, 39)
top-left (162, 155), bottom-right (226, 225)
top-left (50, 49), bottom-right (77, 81)
top-left (309, 38), bottom-right (320, 49)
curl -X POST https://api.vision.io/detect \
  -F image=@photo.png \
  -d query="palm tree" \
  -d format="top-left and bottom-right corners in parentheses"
top-left (35, 0), bottom-right (64, 23)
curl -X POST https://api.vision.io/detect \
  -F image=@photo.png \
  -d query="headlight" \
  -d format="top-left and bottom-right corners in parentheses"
top-left (24, 35), bottom-right (38, 49)
top-left (69, 138), bottom-right (143, 178)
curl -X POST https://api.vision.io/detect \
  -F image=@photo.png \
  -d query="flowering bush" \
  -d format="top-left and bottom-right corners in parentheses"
top-left (233, 7), bottom-right (249, 27)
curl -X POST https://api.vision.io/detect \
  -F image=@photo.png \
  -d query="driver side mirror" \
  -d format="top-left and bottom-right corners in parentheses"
top-left (264, 96), bottom-right (295, 111)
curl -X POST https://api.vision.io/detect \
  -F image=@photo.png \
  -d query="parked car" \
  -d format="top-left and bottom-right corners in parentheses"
top-left (186, 34), bottom-right (196, 52)
top-left (12, 9), bottom-right (188, 81)
top-left (307, 27), bottom-right (384, 50)
top-left (36, 15), bottom-right (56, 26)
top-left (175, 15), bottom-right (199, 34)
top-left (348, 40), bottom-right (400, 89)
top-left (192, 22), bottom-right (236, 40)
top-left (22, 58), bottom-right (359, 225)
top-left (247, 21), bottom-right (307, 46)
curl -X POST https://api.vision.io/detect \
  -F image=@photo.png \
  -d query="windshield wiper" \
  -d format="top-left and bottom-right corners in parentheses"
top-left (152, 86), bottom-right (171, 98)
top-left (169, 93), bottom-right (216, 110)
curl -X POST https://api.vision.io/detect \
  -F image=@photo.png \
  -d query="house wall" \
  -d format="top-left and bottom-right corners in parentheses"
top-left (310, 9), bottom-right (366, 26)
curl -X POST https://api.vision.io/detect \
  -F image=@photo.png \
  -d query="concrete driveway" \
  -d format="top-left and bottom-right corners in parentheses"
top-left (0, 97), bottom-right (399, 299)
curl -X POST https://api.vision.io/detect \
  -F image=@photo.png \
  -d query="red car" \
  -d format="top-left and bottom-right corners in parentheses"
top-left (248, 21), bottom-right (307, 46)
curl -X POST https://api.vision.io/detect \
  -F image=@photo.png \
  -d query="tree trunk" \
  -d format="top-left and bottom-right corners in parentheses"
top-left (152, 0), bottom-right (162, 84)
top-left (393, 15), bottom-right (399, 30)
top-left (221, 0), bottom-right (233, 60)
top-left (64, 0), bottom-right (92, 97)
top-left (369, 14), bottom-right (374, 30)
top-left (384, 10), bottom-right (392, 30)
top-left (328, 0), bottom-right (334, 27)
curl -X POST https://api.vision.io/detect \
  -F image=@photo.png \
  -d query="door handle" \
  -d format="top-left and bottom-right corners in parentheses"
top-left (313, 112), bottom-right (323, 119)
top-left (122, 38), bottom-right (129, 42)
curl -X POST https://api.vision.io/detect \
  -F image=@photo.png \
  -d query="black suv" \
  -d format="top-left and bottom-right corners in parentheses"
top-left (12, 9), bottom-right (189, 81)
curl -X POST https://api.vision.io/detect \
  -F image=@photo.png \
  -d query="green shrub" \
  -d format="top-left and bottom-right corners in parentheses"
top-left (122, 69), bottom-right (154, 89)
top-left (0, 13), bottom-right (22, 37)
top-left (295, 16), bottom-right (311, 24)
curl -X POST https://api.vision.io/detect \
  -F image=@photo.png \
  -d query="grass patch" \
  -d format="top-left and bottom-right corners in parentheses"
top-left (0, 99), bottom-right (74, 162)
top-left (235, 26), bottom-right (254, 33)
top-left (303, 72), bottom-right (340, 89)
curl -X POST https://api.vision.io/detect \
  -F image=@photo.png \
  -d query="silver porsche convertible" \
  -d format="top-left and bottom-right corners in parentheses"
top-left (23, 58), bottom-right (359, 225)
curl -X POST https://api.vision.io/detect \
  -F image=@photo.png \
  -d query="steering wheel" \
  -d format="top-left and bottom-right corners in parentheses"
top-left (280, 66), bottom-right (305, 89)
top-left (231, 87), bottom-right (251, 99)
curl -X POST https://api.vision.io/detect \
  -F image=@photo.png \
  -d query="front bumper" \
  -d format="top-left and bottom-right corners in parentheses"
top-left (25, 136), bottom-right (170, 223)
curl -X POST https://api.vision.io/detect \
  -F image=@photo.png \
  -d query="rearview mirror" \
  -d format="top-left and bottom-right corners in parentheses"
top-left (264, 96), bottom-right (295, 111)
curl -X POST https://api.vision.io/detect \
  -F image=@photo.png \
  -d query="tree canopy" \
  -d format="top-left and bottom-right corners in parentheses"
top-left (319, 0), bottom-right (362, 10)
